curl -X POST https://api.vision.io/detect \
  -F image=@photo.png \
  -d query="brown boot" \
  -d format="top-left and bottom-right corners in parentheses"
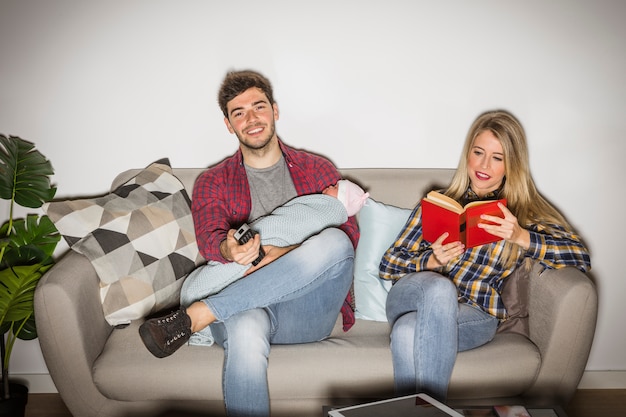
top-left (139, 307), bottom-right (192, 358)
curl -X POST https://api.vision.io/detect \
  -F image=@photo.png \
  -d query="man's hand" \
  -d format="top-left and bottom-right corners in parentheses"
top-left (220, 229), bottom-right (264, 265)
top-left (244, 244), bottom-right (299, 275)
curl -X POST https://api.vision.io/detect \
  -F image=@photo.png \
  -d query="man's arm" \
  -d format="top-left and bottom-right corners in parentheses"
top-left (192, 160), bottom-right (250, 262)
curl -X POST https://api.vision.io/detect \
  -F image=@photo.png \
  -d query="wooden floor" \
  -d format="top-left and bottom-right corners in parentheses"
top-left (23, 389), bottom-right (626, 417)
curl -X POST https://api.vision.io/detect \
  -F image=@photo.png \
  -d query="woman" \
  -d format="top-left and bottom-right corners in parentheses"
top-left (378, 110), bottom-right (591, 401)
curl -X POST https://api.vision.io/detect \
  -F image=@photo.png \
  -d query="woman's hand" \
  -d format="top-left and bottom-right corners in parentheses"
top-left (428, 233), bottom-right (465, 269)
top-left (478, 202), bottom-right (531, 250)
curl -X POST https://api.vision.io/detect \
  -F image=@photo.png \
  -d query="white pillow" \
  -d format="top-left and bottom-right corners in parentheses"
top-left (354, 198), bottom-right (412, 321)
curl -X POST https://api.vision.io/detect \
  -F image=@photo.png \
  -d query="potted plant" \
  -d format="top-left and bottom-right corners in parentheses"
top-left (0, 135), bottom-right (59, 417)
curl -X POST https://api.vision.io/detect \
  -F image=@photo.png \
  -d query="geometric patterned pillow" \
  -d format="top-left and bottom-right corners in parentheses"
top-left (43, 159), bottom-right (205, 326)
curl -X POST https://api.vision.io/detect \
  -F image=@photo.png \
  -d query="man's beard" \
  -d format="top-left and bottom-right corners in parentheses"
top-left (237, 122), bottom-right (276, 151)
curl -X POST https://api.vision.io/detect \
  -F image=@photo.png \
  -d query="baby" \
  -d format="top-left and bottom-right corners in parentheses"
top-left (321, 179), bottom-right (371, 217)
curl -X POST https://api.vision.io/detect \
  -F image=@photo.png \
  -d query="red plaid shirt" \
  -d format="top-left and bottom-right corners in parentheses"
top-left (192, 139), bottom-right (359, 330)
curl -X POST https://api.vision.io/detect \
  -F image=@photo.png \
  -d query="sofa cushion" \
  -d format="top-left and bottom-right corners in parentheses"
top-left (93, 319), bottom-right (539, 403)
top-left (44, 159), bottom-right (204, 326)
top-left (354, 198), bottom-right (412, 321)
top-left (93, 319), bottom-right (395, 402)
top-left (450, 332), bottom-right (541, 398)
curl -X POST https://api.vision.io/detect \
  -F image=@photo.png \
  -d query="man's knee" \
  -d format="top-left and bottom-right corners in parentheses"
top-left (309, 228), bottom-right (354, 260)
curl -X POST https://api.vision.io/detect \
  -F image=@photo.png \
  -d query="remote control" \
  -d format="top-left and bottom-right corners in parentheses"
top-left (234, 223), bottom-right (265, 266)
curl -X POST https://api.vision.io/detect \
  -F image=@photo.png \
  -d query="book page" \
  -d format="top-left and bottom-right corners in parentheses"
top-left (464, 199), bottom-right (501, 209)
top-left (425, 191), bottom-right (463, 214)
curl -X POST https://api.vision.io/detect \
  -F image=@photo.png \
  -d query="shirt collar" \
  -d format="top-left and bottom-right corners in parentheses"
top-left (461, 178), bottom-right (505, 205)
top-left (236, 137), bottom-right (289, 166)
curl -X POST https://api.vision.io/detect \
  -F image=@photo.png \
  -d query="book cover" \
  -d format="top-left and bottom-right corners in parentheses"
top-left (421, 190), bottom-right (506, 248)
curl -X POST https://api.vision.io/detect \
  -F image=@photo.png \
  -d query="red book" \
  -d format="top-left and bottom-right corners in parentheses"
top-left (421, 190), bottom-right (507, 248)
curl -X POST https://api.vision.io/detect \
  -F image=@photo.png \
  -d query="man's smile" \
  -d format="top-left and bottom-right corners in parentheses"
top-left (246, 125), bottom-right (264, 135)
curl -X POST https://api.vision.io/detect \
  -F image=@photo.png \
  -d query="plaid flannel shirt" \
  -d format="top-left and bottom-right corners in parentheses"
top-left (191, 139), bottom-right (360, 329)
top-left (379, 188), bottom-right (591, 319)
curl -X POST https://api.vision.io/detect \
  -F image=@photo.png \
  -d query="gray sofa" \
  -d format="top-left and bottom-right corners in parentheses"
top-left (34, 167), bottom-right (598, 417)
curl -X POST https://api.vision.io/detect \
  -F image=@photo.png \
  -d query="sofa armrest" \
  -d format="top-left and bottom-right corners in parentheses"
top-left (34, 250), bottom-right (114, 416)
top-left (525, 264), bottom-right (597, 404)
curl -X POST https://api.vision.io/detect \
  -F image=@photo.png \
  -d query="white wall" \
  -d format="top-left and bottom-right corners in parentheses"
top-left (1, 0), bottom-right (624, 384)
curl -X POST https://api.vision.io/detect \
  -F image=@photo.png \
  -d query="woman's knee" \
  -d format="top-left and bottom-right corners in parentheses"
top-left (390, 312), bottom-right (416, 348)
top-left (393, 271), bottom-right (455, 294)
top-left (387, 272), bottom-right (457, 323)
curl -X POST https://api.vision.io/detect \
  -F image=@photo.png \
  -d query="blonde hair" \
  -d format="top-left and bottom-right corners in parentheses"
top-left (446, 110), bottom-right (570, 268)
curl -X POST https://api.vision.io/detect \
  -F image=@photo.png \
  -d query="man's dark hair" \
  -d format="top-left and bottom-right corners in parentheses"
top-left (218, 70), bottom-right (275, 118)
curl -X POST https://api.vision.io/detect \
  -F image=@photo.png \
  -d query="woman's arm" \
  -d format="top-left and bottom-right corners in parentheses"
top-left (479, 203), bottom-right (591, 272)
top-left (379, 204), bottom-right (434, 280)
top-left (525, 224), bottom-right (591, 272)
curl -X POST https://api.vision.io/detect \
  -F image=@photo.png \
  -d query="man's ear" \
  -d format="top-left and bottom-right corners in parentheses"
top-left (273, 103), bottom-right (279, 121)
top-left (224, 116), bottom-right (235, 134)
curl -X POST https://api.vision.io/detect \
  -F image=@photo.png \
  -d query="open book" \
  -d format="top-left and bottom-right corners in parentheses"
top-left (421, 190), bottom-right (506, 248)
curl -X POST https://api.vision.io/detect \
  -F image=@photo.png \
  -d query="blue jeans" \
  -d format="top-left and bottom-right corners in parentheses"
top-left (386, 271), bottom-right (498, 401)
top-left (204, 228), bottom-right (354, 417)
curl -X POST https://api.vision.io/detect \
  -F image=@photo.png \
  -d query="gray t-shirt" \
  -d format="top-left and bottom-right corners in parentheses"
top-left (245, 155), bottom-right (297, 221)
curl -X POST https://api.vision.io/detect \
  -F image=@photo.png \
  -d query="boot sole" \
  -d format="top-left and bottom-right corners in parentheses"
top-left (139, 321), bottom-right (171, 358)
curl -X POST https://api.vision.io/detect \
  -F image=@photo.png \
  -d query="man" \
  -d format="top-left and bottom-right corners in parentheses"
top-left (139, 70), bottom-right (359, 417)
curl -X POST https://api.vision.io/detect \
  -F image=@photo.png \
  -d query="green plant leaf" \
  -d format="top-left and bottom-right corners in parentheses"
top-left (15, 315), bottom-right (37, 340)
top-left (0, 264), bottom-right (50, 327)
top-left (0, 135), bottom-right (56, 209)
top-left (0, 134), bottom-right (56, 384)
top-left (0, 215), bottom-right (60, 268)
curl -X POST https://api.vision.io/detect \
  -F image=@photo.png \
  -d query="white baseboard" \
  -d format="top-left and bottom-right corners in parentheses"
top-left (13, 371), bottom-right (626, 394)
top-left (10, 373), bottom-right (58, 393)
top-left (578, 370), bottom-right (626, 389)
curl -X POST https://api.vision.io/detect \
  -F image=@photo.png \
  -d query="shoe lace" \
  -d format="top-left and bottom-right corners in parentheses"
top-left (157, 310), bottom-right (190, 346)
top-left (157, 311), bottom-right (180, 324)
top-left (165, 329), bottom-right (188, 346)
